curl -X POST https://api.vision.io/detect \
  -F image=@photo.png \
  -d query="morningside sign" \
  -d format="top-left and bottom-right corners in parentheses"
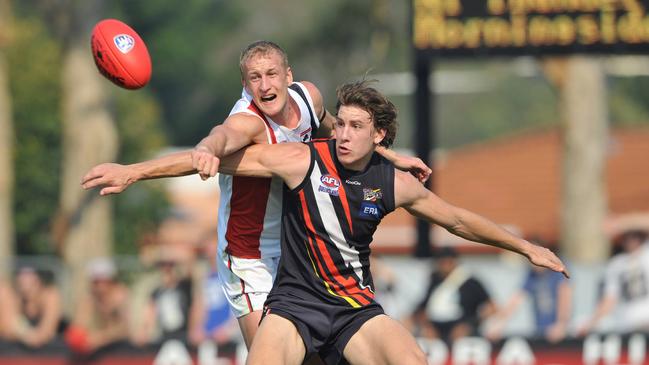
top-left (413, 0), bottom-right (649, 56)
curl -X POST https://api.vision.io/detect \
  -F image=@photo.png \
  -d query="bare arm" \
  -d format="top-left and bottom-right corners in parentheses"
top-left (395, 170), bottom-right (568, 276)
top-left (376, 146), bottom-right (432, 183)
top-left (578, 294), bottom-right (617, 336)
top-left (546, 280), bottom-right (572, 342)
top-left (21, 287), bottom-right (62, 346)
top-left (81, 151), bottom-right (195, 195)
top-left (86, 296), bottom-right (130, 351)
top-left (191, 113), bottom-right (270, 179)
top-left (133, 300), bottom-right (157, 346)
top-left (485, 291), bottom-right (526, 340)
top-left (82, 113), bottom-right (268, 194)
top-left (218, 142), bottom-right (311, 189)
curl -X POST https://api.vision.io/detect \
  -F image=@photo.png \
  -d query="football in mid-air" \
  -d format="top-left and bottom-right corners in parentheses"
top-left (91, 19), bottom-right (151, 90)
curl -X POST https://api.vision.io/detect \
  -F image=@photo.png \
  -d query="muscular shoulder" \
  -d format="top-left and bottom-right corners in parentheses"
top-left (299, 80), bottom-right (320, 97)
top-left (298, 81), bottom-right (323, 108)
top-left (222, 112), bottom-right (270, 144)
top-left (394, 169), bottom-right (428, 207)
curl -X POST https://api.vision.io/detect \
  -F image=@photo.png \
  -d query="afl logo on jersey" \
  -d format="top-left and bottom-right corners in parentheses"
top-left (319, 174), bottom-right (340, 196)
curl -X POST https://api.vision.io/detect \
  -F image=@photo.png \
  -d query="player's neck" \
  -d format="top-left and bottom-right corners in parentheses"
top-left (272, 96), bottom-right (300, 129)
top-left (339, 151), bottom-right (374, 173)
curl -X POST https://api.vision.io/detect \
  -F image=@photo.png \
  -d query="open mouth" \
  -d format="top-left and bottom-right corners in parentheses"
top-left (260, 95), bottom-right (277, 103)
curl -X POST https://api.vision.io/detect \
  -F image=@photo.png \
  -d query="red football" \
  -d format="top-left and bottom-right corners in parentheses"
top-left (91, 19), bottom-right (151, 90)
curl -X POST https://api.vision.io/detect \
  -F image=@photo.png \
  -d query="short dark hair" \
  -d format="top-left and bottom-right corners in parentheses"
top-left (335, 80), bottom-right (397, 148)
top-left (239, 40), bottom-right (289, 77)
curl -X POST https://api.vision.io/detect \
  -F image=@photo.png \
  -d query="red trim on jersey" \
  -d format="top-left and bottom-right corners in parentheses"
top-left (298, 191), bottom-right (372, 306)
top-left (223, 101), bottom-right (278, 259)
top-left (225, 176), bottom-right (272, 258)
top-left (248, 102), bottom-right (277, 144)
top-left (313, 142), bottom-right (354, 234)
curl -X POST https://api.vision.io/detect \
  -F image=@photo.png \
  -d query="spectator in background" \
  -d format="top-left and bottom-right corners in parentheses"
top-left (66, 258), bottom-right (131, 354)
top-left (135, 251), bottom-right (195, 345)
top-left (5, 266), bottom-right (63, 347)
top-left (189, 233), bottom-right (239, 348)
top-left (578, 230), bottom-right (649, 335)
top-left (405, 247), bottom-right (497, 343)
top-left (487, 241), bottom-right (572, 343)
top-left (0, 279), bottom-right (14, 339)
top-left (370, 254), bottom-right (399, 318)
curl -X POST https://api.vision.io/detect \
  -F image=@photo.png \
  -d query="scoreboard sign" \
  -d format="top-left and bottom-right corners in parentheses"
top-left (413, 0), bottom-right (649, 56)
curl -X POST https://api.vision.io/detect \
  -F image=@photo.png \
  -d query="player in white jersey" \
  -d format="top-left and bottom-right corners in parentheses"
top-left (82, 40), bottom-right (431, 349)
top-left (215, 82), bottom-right (323, 326)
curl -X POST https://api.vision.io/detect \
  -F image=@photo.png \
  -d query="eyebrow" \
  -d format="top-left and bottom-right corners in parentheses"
top-left (336, 116), bottom-right (371, 124)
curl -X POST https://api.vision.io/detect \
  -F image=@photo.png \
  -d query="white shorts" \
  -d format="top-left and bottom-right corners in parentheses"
top-left (216, 249), bottom-right (280, 318)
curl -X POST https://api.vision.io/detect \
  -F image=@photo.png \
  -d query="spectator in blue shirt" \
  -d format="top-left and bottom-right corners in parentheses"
top-left (487, 241), bottom-right (572, 343)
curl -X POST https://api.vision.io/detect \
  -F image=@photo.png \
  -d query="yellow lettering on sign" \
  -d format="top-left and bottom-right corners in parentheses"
top-left (577, 14), bottom-right (600, 44)
top-left (512, 13), bottom-right (528, 45)
top-left (488, 0), bottom-right (507, 15)
top-left (464, 19), bottom-right (484, 48)
top-left (601, 7), bottom-right (617, 43)
top-left (445, 19), bottom-right (465, 48)
top-left (445, 0), bottom-right (462, 16)
top-left (484, 18), bottom-right (513, 46)
top-left (618, 14), bottom-right (647, 43)
top-left (529, 16), bottom-right (553, 45)
top-left (555, 15), bottom-right (577, 44)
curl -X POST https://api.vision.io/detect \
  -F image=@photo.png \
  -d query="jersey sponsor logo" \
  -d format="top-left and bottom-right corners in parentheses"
top-left (345, 179), bottom-right (361, 185)
top-left (359, 202), bottom-right (380, 218)
top-left (113, 34), bottom-right (135, 54)
top-left (319, 174), bottom-right (341, 196)
top-left (363, 188), bottom-right (383, 202)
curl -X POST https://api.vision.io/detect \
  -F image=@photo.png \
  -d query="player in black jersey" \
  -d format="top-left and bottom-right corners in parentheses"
top-left (215, 80), bottom-right (569, 365)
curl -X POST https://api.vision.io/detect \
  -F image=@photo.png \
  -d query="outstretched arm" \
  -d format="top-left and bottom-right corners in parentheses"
top-left (81, 151), bottom-right (195, 195)
top-left (82, 112), bottom-right (269, 194)
top-left (218, 142), bottom-right (311, 189)
top-left (395, 170), bottom-right (569, 277)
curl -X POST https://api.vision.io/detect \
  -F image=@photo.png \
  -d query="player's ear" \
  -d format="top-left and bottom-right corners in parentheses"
top-left (373, 127), bottom-right (386, 145)
top-left (286, 66), bottom-right (293, 83)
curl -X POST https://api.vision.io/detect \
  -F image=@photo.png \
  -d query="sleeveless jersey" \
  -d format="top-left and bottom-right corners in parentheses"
top-left (217, 82), bottom-right (320, 259)
top-left (267, 139), bottom-right (396, 308)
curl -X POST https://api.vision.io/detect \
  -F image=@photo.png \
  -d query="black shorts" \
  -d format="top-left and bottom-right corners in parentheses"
top-left (262, 297), bottom-right (385, 365)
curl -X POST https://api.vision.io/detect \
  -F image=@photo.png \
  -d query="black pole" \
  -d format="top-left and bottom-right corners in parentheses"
top-left (413, 49), bottom-right (434, 258)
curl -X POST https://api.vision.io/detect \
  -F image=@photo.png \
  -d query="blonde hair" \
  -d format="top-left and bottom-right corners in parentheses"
top-left (239, 40), bottom-right (289, 77)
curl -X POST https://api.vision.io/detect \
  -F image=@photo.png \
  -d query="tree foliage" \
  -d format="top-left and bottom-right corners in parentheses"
top-left (9, 17), bottom-right (62, 255)
top-left (7, 0), bottom-right (649, 256)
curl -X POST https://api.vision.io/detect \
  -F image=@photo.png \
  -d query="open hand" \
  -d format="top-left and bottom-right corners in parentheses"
top-left (81, 163), bottom-right (135, 195)
top-left (526, 244), bottom-right (570, 278)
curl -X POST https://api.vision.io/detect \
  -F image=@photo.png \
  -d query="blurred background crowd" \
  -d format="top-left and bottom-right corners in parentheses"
top-left (2, 0), bottom-right (649, 364)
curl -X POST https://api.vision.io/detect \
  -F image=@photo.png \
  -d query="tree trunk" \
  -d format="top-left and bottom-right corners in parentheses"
top-left (0, 0), bottom-right (15, 280)
top-left (58, 1), bottom-right (118, 309)
top-left (559, 57), bottom-right (609, 263)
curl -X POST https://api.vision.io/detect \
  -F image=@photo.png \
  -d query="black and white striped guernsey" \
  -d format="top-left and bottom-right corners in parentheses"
top-left (266, 139), bottom-right (396, 309)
